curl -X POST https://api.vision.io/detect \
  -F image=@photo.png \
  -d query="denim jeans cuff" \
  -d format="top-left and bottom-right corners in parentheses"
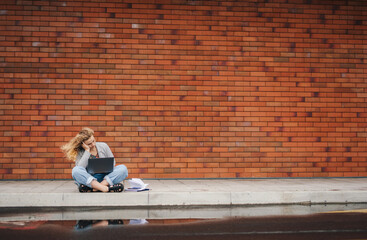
top-left (104, 175), bottom-right (113, 186)
top-left (86, 176), bottom-right (96, 187)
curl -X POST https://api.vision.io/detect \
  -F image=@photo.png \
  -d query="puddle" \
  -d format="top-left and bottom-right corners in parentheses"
top-left (1, 208), bottom-right (367, 240)
top-left (0, 203), bottom-right (367, 230)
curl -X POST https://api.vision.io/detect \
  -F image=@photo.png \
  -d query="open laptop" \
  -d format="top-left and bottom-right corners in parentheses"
top-left (87, 157), bottom-right (114, 175)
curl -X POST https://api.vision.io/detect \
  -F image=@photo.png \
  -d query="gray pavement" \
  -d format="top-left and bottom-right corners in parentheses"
top-left (0, 178), bottom-right (367, 208)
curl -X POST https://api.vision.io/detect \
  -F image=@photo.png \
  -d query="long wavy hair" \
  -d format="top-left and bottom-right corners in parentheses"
top-left (61, 127), bottom-right (94, 161)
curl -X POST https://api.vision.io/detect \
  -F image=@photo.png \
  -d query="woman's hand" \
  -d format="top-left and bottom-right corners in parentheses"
top-left (82, 142), bottom-right (90, 152)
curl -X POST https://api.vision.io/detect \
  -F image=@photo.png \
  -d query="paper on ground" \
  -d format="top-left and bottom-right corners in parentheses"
top-left (126, 178), bottom-right (149, 191)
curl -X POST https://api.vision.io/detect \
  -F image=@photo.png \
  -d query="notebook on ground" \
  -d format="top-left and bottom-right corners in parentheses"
top-left (87, 157), bottom-right (114, 174)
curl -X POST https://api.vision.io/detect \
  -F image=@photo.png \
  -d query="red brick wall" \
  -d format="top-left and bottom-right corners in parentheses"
top-left (0, 0), bottom-right (366, 179)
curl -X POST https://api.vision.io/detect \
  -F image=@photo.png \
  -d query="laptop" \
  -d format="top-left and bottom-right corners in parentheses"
top-left (87, 157), bottom-right (114, 174)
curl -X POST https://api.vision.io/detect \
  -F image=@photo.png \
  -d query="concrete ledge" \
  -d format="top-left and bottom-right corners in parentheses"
top-left (0, 178), bottom-right (367, 208)
top-left (2, 204), bottom-right (367, 222)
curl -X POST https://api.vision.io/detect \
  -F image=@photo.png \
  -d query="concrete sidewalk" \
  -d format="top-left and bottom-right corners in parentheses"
top-left (0, 178), bottom-right (367, 208)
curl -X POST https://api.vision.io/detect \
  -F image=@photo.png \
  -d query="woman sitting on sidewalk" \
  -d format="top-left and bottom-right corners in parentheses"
top-left (61, 127), bottom-right (128, 192)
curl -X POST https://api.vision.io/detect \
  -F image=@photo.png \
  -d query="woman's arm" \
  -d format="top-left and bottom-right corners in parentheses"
top-left (97, 142), bottom-right (115, 165)
top-left (97, 142), bottom-right (114, 158)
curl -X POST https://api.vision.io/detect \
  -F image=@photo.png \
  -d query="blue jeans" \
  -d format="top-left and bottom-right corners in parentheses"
top-left (72, 165), bottom-right (128, 188)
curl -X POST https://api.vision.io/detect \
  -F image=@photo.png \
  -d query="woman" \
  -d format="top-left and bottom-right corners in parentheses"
top-left (61, 127), bottom-right (128, 192)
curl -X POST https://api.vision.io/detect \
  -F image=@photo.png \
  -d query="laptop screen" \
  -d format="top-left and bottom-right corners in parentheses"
top-left (87, 157), bottom-right (114, 174)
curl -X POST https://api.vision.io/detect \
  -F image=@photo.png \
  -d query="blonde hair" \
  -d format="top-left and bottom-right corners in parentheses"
top-left (61, 127), bottom-right (94, 161)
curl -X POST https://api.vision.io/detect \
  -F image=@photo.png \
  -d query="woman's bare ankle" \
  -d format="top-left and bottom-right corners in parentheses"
top-left (100, 186), bottom-right (109, 192)
top-left (100, 179), bottom-right (109, 186)
top-left (91, 180), bottom-right (109, 192)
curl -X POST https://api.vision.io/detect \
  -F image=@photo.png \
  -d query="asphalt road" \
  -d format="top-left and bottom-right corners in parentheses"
top-left (1, 212), bottom-right (367, 240)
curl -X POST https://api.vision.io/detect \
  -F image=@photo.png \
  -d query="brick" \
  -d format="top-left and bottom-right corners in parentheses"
top-left (0, 0), bottom-right (366, 179)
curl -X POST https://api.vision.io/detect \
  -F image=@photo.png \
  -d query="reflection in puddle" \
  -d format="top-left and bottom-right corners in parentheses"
top-left (0, 218), bottom-right (210, 231)
top-left (75, 219), bottom-right (149, 230)
top-left (75, 220), bottom-right (126, 230)
top-left (0, 220), bottom-right (47, 230)
top-left (0, 219), bottom-right (150, 230)
top-left (130, 219), bottom-right (149, 225)
top-left (1, 213), bottom-right (367, 240)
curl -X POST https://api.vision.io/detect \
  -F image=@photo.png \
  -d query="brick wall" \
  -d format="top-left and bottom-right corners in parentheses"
top-left (0, 0), bottom-right (366, 180)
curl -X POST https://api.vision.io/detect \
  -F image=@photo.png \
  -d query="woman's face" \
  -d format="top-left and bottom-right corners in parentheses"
top-left (84, 135), bottom-right (96, 149)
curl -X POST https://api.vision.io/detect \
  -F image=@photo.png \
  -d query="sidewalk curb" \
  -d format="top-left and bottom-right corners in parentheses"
top-left (1, 190), bottom-right (367, 208)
